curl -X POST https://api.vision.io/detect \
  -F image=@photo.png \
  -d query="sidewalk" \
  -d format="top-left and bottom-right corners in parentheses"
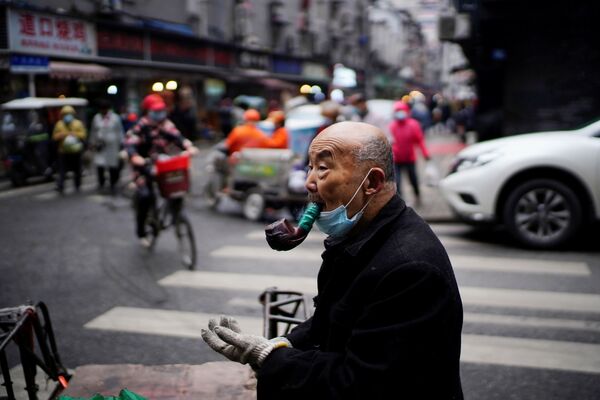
top-left (402, 130), bottom-right (465, 223)
top-left (61, 363), bottom-right (256, 400)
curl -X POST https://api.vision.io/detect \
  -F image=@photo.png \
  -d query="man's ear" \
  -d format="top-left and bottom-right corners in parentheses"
top-left (365, 168), bottom-right (385, 195)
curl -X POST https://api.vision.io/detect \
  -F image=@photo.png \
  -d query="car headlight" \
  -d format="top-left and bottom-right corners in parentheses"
top-left (448, 151), bottom-right (501, 174)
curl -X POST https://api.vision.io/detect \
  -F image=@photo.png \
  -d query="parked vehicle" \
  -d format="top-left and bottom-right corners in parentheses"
top-left (439, 119), bottom-right (600, 248)
top-left (0, 97), bottom-right (88, 186)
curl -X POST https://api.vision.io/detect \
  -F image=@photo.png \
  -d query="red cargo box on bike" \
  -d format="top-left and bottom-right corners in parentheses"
top-left (155, 154), bottom-right (190, 198)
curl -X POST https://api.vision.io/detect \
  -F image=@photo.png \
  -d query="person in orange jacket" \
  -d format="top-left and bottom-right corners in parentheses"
top-left (224, 109), bottom-right (269, 154)
top-left (264, 110), bottom-right (288, 149)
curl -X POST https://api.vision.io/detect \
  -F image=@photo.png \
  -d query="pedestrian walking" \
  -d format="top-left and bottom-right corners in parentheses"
top-left (90, 99), bottom-right (124, 194)
top-left (201, 121), bottom-right (464, 400)
top-left (52, 106), bottom-right (87, 194)
top-left (389, 101), bottom-right (430, 205)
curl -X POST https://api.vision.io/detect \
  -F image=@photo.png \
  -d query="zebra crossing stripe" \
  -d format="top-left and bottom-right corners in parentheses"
top-left (159, 271), bottom-right (600, 314)
top-left (84, 307), bottom-right (263, 337)
top-left (210, 245), bottom-right (590, 276)
top-left (159, 270), bottom-right (317, 294)
top-left (460, 286), bottom-right (600, 313)
top-left (463, 312), bottom-right (600, 332)
top-left (461, 334), bottom-right (600, 374)
top-left (449, 255), bottom-right (590, 275)
top-left (84, 307), bottom-right (600, 374)
top-left (226, 297), bottom-right (600, 333)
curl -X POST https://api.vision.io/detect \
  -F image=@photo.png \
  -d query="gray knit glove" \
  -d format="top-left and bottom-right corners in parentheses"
top-left (201, 316), bottom-right (289, 368)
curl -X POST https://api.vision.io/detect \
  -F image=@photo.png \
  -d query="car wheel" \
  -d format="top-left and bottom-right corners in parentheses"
top-left (243, 190), bottom-right (265, 221)
top-left (503, 179), bottom-right (582, 248)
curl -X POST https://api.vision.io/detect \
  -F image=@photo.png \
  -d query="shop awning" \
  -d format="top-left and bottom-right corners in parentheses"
top-left (49, 61), bottom-right (111, 80)
top-left (259, 78), bottom-right (298, 91)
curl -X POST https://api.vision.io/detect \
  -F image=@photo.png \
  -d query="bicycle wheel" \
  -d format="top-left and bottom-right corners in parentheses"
top-left (174, 213), bottom-right (197, 269)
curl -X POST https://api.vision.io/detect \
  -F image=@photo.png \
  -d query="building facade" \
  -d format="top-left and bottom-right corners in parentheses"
top-left (0, 0), bottom-right (434, 110)
top-left (439, 0), bottom-right (600, 139)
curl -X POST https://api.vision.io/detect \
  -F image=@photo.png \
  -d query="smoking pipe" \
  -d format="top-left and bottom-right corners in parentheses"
top-left (265, 203), bottom-right (322, 251)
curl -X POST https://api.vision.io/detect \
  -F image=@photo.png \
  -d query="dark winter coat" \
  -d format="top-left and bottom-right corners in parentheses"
top-left (257, 195), bottom-right (463, 399)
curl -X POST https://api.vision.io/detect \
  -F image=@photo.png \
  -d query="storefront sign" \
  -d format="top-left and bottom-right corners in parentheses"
top-left (150, 37), bottom-right (208, 64)
top-left (7, 9), bottom-right (97, 58)
top-left (237, 50), bottom-right (270, 71)
top-left (213, 48), bottom-right (234, 67)
top-left (97, 27), bottom-right (145, 59)
top-left (9, 54), bottom-right (49, 73)
top-left (302, 62), bottom-right (329, 81)
top-left (272, 56), bottom-right (302, 75)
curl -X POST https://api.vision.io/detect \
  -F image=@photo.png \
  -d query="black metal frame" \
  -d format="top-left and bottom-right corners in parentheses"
top-left (0, 302), bottom-right (70, 400)
top-left (260, 287), bottom-right (311, 339)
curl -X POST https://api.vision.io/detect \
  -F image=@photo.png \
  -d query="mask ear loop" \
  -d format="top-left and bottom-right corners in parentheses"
top-left (345, 168), bottom-right (375, 213)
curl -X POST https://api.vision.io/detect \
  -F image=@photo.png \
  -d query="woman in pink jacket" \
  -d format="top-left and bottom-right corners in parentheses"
top-left (388, 101), bottom-right (430, 204)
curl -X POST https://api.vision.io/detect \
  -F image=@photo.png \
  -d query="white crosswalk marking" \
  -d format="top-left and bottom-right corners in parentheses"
top-left (449, 255), bottom-right (590, 275)
top-left (159, 270), bottom-right (317, 294)
top-left (85, 307), bottom-right (600, 374)
top-left (226, 296), bottom-right (600, 332)
top-left (160, 271), bottom-right (600, 313)
top-left (461, 334), bottom-right (600, 374)
top-left (464, 312), bottom-right (600, 332)
top-left (210, 245), bottom-right (590, 276)
top-left (211, 245), bottom-right (321, 261)
top-left (460, 286), bottom-right (600, 313)
top-left (84, 307), bottom-right (264, 337)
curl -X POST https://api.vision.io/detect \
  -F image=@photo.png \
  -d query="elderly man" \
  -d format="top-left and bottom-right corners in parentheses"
top-left (202, 121), bottom-right (463, 399)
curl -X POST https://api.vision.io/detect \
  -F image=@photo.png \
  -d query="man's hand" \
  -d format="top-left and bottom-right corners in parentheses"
top-left (130, 154), bottom-right (145, 166)
top-left (201, 316), bottom-right (288, 368)
top-left (184, 146), bottom-right (199, 157)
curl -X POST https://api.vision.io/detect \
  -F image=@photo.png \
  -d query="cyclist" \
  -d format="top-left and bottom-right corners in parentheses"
top-left (125, 94), bottom-right (197, 247)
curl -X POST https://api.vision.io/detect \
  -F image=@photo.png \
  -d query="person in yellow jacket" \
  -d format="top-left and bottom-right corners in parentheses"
top-left (52, 105), bottom-right (87, 194)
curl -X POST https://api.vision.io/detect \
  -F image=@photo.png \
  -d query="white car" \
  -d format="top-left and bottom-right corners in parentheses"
top-left (440, 119), bottom-right (600, 248)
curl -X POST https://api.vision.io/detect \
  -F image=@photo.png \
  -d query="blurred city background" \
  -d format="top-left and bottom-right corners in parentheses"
top-left (0, 0), bottom-right (599, 399)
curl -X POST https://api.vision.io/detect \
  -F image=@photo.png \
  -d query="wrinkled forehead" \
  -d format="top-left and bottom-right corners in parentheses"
top-left (308, 134), bottom-right (360, 162)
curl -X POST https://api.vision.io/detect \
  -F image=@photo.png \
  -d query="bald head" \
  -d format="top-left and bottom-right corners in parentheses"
top-left (315, 121), bottom-right (395, 183)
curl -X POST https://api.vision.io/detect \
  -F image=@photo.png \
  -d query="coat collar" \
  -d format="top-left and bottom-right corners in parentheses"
top-left (324, 194), bottom-right (406, 257)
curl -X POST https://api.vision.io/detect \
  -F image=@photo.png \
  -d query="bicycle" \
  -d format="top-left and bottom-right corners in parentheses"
top-left (139, 153), bottom-right (197, 270)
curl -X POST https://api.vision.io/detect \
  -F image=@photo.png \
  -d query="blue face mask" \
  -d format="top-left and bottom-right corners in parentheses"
top-left (394, 111), bottom-right (407, 120)
top-left (149, 110), bottom-right (167, 122)
top-left (315, 168), bottom-right (374, 238)
top-left (63, 114), bottom-right (74, 124)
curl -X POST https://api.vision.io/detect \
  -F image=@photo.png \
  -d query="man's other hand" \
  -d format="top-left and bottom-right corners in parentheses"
top-left (201, 316), bottom-right (285, 368)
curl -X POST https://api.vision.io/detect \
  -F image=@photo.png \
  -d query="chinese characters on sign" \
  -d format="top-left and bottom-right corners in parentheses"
top-left (8, 9), bottom-right (97, 58)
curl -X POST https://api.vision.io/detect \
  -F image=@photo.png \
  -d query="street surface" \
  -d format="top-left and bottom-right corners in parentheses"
top-left (1, 151), bottom-right (599, 399)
